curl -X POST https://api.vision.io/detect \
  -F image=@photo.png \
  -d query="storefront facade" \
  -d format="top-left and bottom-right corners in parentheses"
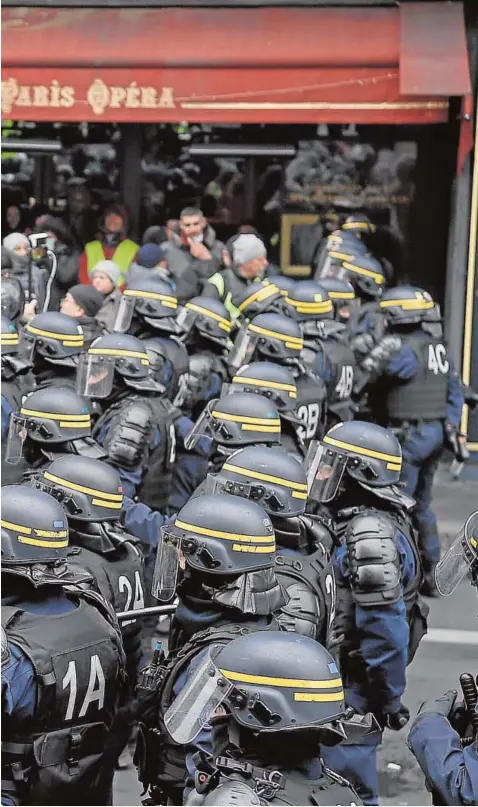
top-left (2, 0), bottom-right (477, 447)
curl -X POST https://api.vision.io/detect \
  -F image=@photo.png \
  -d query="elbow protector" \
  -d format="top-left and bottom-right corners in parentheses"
top-left (345, 514), bottom-right (401, 606)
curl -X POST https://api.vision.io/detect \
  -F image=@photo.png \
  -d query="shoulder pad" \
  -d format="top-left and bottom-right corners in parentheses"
top-left (104, 398), bottom-right (153, 469)
top-left (1, 626), bottom-right (10, 665)
top-left (201, 781), bottom-right (260, 806)
top-left (299, 514), bottom-right (335, 555)
top-left (345, 514), bottom-right (401, 606)
top-left (276, 577), bottom-right (323, 640)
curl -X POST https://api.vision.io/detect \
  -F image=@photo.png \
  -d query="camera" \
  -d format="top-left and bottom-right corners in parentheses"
top-left (28, 232), bottom-right (49, 263)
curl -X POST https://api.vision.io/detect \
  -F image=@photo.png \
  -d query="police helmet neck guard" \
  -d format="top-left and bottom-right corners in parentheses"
top-left (164, 631), bottom-right (377, 746)
top-left (179, 296), bottom-right (232, 348)
top-left (152, 495), bottom-right (277, 602)
top-left (1, 485), bottom-right (90, 588)
top-left (306, 421), bottom-right (402, 503)
top-left (117, 278), bottom-right (179, 334)
top-left (186, 392), bottom-right (281, 449)
top-left (228, 361), bottom-right (298, 412)
top-left (206, 445), bottom-right (307, 517)
top-left (379, 286), bottom-right (437, 326)
top-left (6, 387), bottom-right (92, 465)
top-left (33, 455), bottom-right (124, 522)
top-left (24, 312), bottom-right (85, 367)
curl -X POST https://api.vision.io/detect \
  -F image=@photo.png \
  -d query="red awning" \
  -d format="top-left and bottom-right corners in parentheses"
top-left (1, 4), bottom-right (470, 125)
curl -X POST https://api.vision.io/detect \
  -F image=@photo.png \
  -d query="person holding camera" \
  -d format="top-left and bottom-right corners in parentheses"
top-left (1, 232), bottom-right (48, 320)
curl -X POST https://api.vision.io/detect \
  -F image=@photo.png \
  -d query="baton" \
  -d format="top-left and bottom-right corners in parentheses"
top-left (116, 604), bottom-right (176, 621)
top-left (459, 673), bottom-right (478, 737)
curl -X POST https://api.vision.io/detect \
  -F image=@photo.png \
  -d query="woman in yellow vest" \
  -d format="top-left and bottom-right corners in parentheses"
top-left (79, 204), bottom-right (138, 288)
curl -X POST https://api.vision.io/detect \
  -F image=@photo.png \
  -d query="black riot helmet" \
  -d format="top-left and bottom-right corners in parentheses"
top-left (1, 486), bottom-right (89, 588)
top-left (22, 311), bottom-right (85, 367)
top-left (185, 392), bottom-right (281, 451)
top-left (152, 494), bottom-right (277, 600)
top-left (235, 281), bottom-right (284, 320)
top-left (142, 338), bottom-right (174, 394)
top-left (225, 361), bottom-right (298, 413)
top-left (1, 315), bottom-right (20, 355)
top-left (76, 332), bottom-right (164, 398)
top-left (271, 276), bottom-right (297, 296)
top-left (337, 255), bottom-right (385, 300)
top-left (341, 213), bottom-right (376, 236)
top-left (204, 445), bottom-right (308, 517)
top-left (114, 278), bottom-right (180, 334)
top-left (34, 455), bottom-right (124, 522)
top-left (153, 335), bottom-right (190, 403)
top-left (306, 420), bottom-right (402, 503)
top-left (379, 285), bottom-right (438, 326)
top-left (317, 277), bottom-right (357, 323)
top-left (177, 296), bottom-right (233, 348)
top-left (436, 511), bottom-right (478, 595)
top-left (229, 312), bottom-right (303, 371)
top-left (282, 281), bottom-right (334, 340)
top-left (5, 386), bottom-right (92, 464)
top-left (164, 632), bottom-right (357, 746)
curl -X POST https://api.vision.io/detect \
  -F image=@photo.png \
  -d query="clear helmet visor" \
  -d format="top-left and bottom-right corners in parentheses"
top-left (227, 325), bottom-right (259, 372)
top-left (151, 527), bottom-right (181, 602)
top-left (305, 441), bottom-right (347, 502)
top-left (18, 331), bottom-right (36, 361)
top-left (435, 513), bottom-right (478, 595)
top-left (320, 261), bottom-right (349, 281)
top-left (76, 353), bottom-right (115, 399)
top-left (5, 413), bottom-right (30, 464)
top-left (175, 306), bottom-right (198, 337)
top-left (164, 648), bottom-right (233, 744)
top-left (183, 400), bottom-right (217, 450)
top-left (113, 295), bottom-right (136, 333)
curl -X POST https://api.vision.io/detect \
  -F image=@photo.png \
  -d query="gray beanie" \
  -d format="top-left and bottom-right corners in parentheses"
top-left (89, 259), bottom-right (122, 288)
top-left (232, 234), bottom-right (267, 266)
top-left (3, 232), bottom-right (30, 252)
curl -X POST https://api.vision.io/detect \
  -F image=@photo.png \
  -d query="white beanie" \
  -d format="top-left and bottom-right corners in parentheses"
top-left (232, 234), bottom-right (267, 265)
top-left (89, 259), bottom-right (122, 287)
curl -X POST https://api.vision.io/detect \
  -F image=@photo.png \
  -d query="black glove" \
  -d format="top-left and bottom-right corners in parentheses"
top-left (385, 704), bottom-right (410, 731)
top-left (415, 689), bottom-right (457, 723)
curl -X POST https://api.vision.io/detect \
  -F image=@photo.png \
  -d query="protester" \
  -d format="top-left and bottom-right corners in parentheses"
top-left (79, 203), bottom-right (138, 287)
top-left (89, 259), bottom-right (123, 331)
top-left (60, 283), bottom-right (105, 345)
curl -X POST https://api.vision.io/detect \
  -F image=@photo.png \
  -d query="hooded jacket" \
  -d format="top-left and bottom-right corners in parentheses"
top-left (162, 224), bottom-right (224, 303)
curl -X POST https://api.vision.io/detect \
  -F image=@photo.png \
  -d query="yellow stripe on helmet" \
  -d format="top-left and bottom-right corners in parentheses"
top-left (232, 543), bottom-right (276, 553)
top-left (294, 692), bottom-right (344, 702)
top-left (323, 434), bottom-right (402, 470)
top-left (219, 669), bottom-right (343, 689)
top-left (211, 411), bottom-right (281, 426)
top-left (379, 297), bottom-right (434, 311)
top-left (26, 325), bottom-right (84, 343)
top-left (341, 261), bottom-right (384, 284)
top-left (186, 302), bottom-right (231, 330)
top-left (248, 323), bottom-right (303, 349)
top-left (222, 462), bottom-right (307, 491)
top-left (327, 290), bottom-right (355, 300)
top-left (123, 289), bottom-right (178, 306)
top-left (43, 471), bottom-right (123, 501)
top-left (88, 348), bottom-right (149, 363)
top-left (232, 375), bottom-right (297, 397)
top-left (1, 519), bottom-right (32, 535)
top-left (285, 297), bottom-right (333, 315)
top-left (175, 519), bottom-right (274, 544)
top-left (20, 408), bottom-right (91, 423)
top-left (237, 284), bottom-right (280, 312)
top-left (18, 535), bottom-right (69, 548)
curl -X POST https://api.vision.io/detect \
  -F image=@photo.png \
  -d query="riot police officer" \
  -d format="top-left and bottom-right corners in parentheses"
top-left (1, 485), bottom-right (125, 806)
top-left (30, 455), bottom-right (147, 767)
top-left (21, 311), bottom-right (85, 390)
top-left (317, 277), bottom-right (358, 329)
top-left (229, 312), bottom-right (327, 445)
top-left (176, 296), bottom-right (232, 418)
top-left (282, 281), bottom-right (356, 427)
top-left (77, 332), bottom-right (180, 505)
top-left (166, 632), bottom-right (369, 806)
top-left (202, 444), bottom-right (335, 645)
top-left (306, 420), bottom-right (426, 804)
top-left (224, 361), bottom-right (305, 458)
top-left (136, 494), bottom-right (287, 804)
top-left (408, 511), bottom-right (478, 804)
top-left (234, 279), bottom-right (284, 322)
top-left (1, 316), bottom-right (35, 483)
top-left (367, 286), bottom-right (465, 593)
top-left (4, 385), bottom-right (105, 472)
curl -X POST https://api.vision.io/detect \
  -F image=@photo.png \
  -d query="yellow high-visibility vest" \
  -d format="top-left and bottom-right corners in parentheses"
top-left (85, 239), bottom-right (138, 285)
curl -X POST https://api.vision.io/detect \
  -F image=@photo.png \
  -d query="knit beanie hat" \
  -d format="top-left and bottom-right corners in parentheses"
top-left (89, 259), bottom-right (122, 288)
top-left (69, 284), bottom-right (104, 317)
top-left (3, 232), bottom-right (30, 252)
top-left (232, 234), bottom-right (267, 265)
top-left (136, 243), bottom-right (168, 269)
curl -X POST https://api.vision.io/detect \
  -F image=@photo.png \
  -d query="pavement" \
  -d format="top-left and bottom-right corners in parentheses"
top-left (113, 465), bottom-right (477, 806)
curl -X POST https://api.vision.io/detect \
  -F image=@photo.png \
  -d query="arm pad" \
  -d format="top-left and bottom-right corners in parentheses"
top-left (345, 514), bottom-right (401, 606)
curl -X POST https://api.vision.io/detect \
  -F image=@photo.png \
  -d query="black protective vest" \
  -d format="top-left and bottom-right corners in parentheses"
top-left (68, 527), bottom-right (145, 687)
top-left (293, 370), bottom-right (327, 443)
top-left (2, 590), bottom-right (124, 806)
top-left (333, 506), bottom-right (428, 681)
top-left (135, 620), bottom-right (280, 805)
top-left (320, 338), bottom-right (356, 422)
top-left (207, 759), bottom-right (361, 806)
top-left (274, 548), bottom-right (333, 646)
top-left (94, 394), bottom-right (180, 511)
top-left (380, 333), bottom-right (449, 422)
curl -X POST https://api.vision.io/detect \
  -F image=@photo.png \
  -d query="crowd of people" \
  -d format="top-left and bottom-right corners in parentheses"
top-left (1, 205), bottom-right (477, 807)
